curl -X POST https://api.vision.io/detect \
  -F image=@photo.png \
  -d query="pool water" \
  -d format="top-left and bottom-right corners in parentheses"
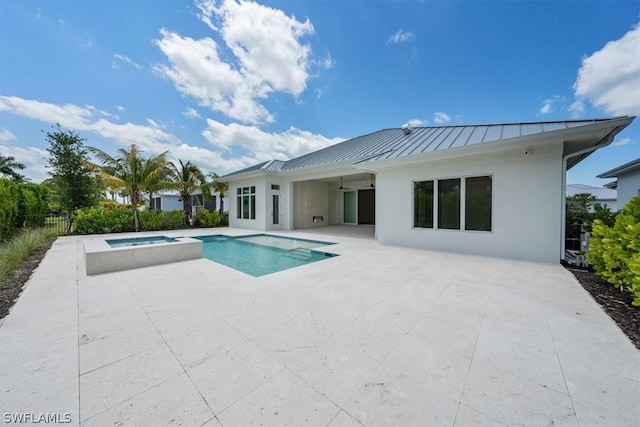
top-left (195, 234), bottom-right (337, 277)
top-left (106, 236), bottom-right (178, 248)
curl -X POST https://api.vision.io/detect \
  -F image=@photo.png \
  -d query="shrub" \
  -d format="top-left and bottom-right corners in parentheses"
top-left (74, 207), bottom-right (135, 234)
top-left (587, 196), bottom-right (640, 306)
top-left (139, 209), bottom-right (163, 231)
top-left (0, 179), bottom-right (20, 240)
top-left (194, 209), bottom-right (220, 228)
top-left (161, 210), bottom-right (185, 229)
top-left (16, 183), bottom-right (49, 228)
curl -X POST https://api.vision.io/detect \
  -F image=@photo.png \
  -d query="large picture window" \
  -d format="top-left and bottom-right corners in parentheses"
top-left (414, 181), bottom-right (434, 228)
top-left (413, 175), bottom-right (492, 232)
top-left (438, 178), bottom-right (461, 230)
top-left (237, 186), bottom-right (256, 220)
top-left (465, 176), bottom-right (492, 231)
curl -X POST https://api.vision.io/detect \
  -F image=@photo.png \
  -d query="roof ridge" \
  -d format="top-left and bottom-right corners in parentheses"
top-left (385, 116), bottom-right (629, 131)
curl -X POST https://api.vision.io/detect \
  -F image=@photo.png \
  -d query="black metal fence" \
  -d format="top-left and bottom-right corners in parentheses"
top-left (23, 213), bottom-right (71, 235)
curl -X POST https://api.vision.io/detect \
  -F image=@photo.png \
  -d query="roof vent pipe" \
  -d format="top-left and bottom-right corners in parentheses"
top-left (402, 123), bottom-right (412, 135)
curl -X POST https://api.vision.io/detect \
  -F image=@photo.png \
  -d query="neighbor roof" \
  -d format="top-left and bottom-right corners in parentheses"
top-left (597, 157), bottom-right (640, 178)
top-left (566, 184), bottom-right (617, 200)
top-left (223, 117), bottom-right (633, 178)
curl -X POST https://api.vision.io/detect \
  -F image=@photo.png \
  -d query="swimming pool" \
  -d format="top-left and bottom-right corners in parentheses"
top-left (106, 235), bottom-right (178, 248)
top-left (195, 234), bottom-right (337, 277)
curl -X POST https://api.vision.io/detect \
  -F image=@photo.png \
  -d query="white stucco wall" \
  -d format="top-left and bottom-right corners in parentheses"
top-left (617, 169), bottom-right (640, 208)
top-left (228, 176), bottom-right (267, 231)
top-left (265, 178), bottom-right (291, 230)
top-left (375, 143), bottom-right (564, 263)
top-left (293, 181), bottom-right (329, 228)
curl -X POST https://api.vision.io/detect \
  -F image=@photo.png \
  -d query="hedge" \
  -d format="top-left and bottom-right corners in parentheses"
top-left (0, 180), bottom-right (49, 241)
top-left (193, 209), bottom-right (220, 228)
top-left (587, 196), bottom-right (640, 306)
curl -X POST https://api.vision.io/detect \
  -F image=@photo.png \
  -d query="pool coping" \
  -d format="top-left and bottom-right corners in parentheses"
top-left (83, 236), bottom-right (203, 275)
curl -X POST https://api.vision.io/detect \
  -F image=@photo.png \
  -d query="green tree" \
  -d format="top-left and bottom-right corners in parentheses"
top-left (0, 154), bottom-right (26, 183)
top-left (89, 144), bottom-right (172, 232)
top-left (209, 172), bottom-right (228, 215)
top-left (566, 193), bottom-right (595, 239)
top-left (169, 160), bottom-right (209, 225)
top-left (45, 125), bottom-right (99, 223)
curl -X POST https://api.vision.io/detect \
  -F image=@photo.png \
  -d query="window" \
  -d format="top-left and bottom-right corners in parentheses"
top-left (205, 196), bottom-right (216, 212)
top-left (237, 186), bottom-right (256, 219)
top-left (438, 178), bottom-right (460, 230)
top-left (151, 197), bottom-right (161, 211)
top-left (413, 175), bottom-right (492, 232)
top-left (414, 181), bottom-right (434, 228)
top-left (271, 184), bottom-right (280, 190)
top-left (465, 176), bottom-right (492, 231)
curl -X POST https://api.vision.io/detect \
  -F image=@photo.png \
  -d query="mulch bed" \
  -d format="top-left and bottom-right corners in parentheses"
top-left (568, 267), bottom-right (640, 350)
top-left (0, 238), bottom-right (56, 320)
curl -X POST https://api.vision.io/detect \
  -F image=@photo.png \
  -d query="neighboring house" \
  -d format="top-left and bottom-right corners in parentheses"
top-left (597, 157), bottom-right (640, 208)
top-left (566, 184), bottom-right (617, 212)
top-left (222, 117), bottom-right (634, 263)
top-left (151, 191), bottom-right (227, 215)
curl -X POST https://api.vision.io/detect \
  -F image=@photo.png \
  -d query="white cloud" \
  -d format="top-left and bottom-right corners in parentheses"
top-left (202, 118), bottom-right (343, 162)
top-left (612, 137), bottom-right (632, 146)
top-left (112, 53), bottom-right (141, 70)
top-left (153, 0), bottom-right (321, 125)
top-left (405, 119), bottom-right (427, 127)
top-left (0, 127), bottom-right (17, 142)
top-left (540, 95), bottom-right (562, 115)
top-left (0, 143), bottom-right (49, 182)
top-left (387, 29), bottom-right (415, 45)
top-left (433, 112), bottom-right (451, 124)
top-left (314, 53), bottom-right (334, 70)
top-left (569, 100), bottom-right (585, 117)
top-left (573, 23), bottom-right (640, 116)
top-left (116, 105), bottom-right (125, 112)
top-left (182, 107), bottom-right (201, 119)
top-left (0, 95), bottom-right (254, 176)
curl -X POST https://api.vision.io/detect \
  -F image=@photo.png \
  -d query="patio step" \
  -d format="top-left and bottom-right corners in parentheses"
top-left (285, 248), bottom-right (313, 260)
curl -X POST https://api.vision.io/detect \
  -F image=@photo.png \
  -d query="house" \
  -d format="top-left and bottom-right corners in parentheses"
top-left (566, 184), bottom-right (617, 212)
top-left (223, 117), bottom-right (634, 263)
top-left (597, 157), bottom-right (640, 208)
top-left (150, 191), bottom-right (227, 215)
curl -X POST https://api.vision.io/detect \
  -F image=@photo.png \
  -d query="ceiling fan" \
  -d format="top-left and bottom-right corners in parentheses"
top-left (369, 174), bottom-right (375, 189)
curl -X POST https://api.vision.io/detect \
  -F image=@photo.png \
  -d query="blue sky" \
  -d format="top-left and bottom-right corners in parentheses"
top-left (1, 0), bottom-right (638, 186)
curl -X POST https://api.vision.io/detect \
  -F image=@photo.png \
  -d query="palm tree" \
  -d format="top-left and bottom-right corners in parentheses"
top-left (168, 160), bottom-right (209, 225)
top-left (0, 154), bottom-right (26, 182)
top-left (89, 144), bottom-right (171, 231)
top-left (209, 172), bottom-right (228, 215)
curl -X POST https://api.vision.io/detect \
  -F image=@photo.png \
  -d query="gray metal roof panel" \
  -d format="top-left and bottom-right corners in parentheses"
top-left (224, 117), bottom-right (631, 177)
top-left (566, 184), bottom-right (617, 200)
top-left (597, 157), bottom-right (640, 178)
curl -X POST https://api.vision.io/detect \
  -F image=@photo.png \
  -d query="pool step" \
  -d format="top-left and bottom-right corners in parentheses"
top-left (285, 248), bottom-right (313, 260)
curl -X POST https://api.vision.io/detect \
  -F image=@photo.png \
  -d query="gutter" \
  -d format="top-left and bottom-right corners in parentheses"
top-left (560, 134), bottom-right (616, 261)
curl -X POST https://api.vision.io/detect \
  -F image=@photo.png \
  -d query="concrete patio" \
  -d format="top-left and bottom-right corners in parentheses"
top-left (1, 227), bottom-right (639, 426)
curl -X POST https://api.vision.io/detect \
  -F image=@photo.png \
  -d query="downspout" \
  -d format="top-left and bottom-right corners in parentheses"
top-left (560, 135), bottom-right (614, 261)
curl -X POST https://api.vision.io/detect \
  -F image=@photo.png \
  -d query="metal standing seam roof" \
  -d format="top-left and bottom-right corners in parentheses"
top-left (566, 184), bottom-right (617, 200)
top-left (223, 118), bottom-right (631, 178)
top-left (597, 157), bottom-right (640, 178)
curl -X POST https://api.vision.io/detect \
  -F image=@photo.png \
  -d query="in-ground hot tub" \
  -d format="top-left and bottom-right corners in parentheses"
top-left (84, 235), bottom-right (203, 275)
